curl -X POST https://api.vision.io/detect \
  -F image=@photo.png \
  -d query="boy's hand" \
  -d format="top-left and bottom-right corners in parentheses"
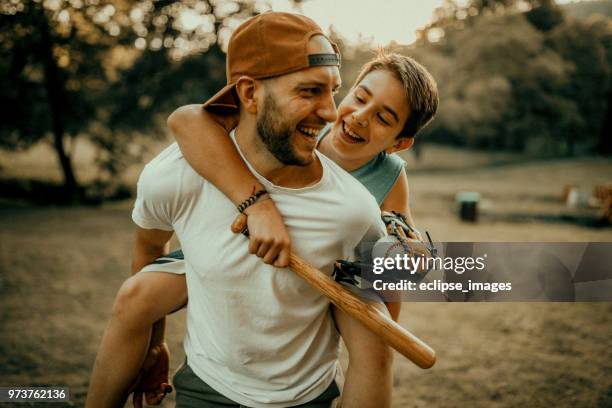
top-left (231, 199), bottom-right (291, 267)
top-left (130, 343), bottom-right (173, 408)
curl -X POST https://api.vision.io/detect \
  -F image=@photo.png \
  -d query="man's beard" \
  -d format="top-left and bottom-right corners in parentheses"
top-left (256, 93), bottom-right (312, 166)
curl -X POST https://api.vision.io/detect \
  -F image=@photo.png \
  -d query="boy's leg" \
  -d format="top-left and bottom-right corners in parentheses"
top-left (86, 271), bottom-right (187, 408)
top-left (333, 303), bottom-right (394, 408)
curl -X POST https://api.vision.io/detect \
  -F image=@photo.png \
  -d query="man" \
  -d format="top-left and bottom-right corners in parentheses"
top-left (87, 12), bottom-right (387, 407)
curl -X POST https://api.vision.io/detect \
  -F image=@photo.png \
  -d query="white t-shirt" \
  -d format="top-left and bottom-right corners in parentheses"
top-left (132, 132), bottom-right (385, 407)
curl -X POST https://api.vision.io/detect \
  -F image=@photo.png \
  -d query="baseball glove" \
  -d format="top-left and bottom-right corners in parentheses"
top-left (332, 211), bottom-right (437, 287)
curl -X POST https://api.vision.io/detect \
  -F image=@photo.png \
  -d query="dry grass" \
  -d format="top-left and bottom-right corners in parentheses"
top-left (0, 143), bottom-right (611, 407)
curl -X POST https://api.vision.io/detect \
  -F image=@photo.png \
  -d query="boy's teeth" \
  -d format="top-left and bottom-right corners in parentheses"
top-left (298, 126), bottom-right (320, 137)
top-left (343, 123), bottom-right (364, 141)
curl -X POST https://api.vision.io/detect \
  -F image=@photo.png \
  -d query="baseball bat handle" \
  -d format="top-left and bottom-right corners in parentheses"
top-left (289, 253), bottom-right (436, 369)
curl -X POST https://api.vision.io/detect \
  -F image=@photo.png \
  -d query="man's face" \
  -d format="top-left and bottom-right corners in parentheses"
top-left (255, 35), bottom-right (341, 166)
top-left (256, 91), bottom-right (306, 166)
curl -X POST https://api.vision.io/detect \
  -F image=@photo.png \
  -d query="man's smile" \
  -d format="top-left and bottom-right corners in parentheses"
top-left (296, 125), bottom-right (323, 138)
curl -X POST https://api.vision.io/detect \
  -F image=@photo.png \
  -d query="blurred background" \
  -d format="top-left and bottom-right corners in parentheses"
top-left (1, 1), bottom-right (611, 407)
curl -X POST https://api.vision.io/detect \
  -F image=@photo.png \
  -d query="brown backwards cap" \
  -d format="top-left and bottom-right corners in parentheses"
top-left (202, 12), bottom-right (341, 113)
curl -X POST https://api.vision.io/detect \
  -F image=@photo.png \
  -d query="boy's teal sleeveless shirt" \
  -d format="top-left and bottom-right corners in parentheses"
top-left (317, 124), bottom-right (405, 205)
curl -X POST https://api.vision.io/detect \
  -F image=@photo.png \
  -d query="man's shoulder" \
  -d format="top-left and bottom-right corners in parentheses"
top-left (313, 154), bottom-right (386, 256)
top-left (319, 153), bottom-right (377, 204)
top-left (142, 143), bottom-right (185, 173)
top-left (317, 153), bottom-right (382, 232)
top-left (137, 143), bottom-right (203, 202)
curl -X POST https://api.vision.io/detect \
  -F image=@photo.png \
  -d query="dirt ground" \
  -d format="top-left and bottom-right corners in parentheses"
top-left (1, 144), bottom-right (611, 407)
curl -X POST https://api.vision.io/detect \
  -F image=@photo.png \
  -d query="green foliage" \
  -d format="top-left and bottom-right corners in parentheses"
top-left (0, 0), bottom-right (103, 150)
top-left (438, 12), bottom-right (608, 155)
top-left (564, 0), bottom-right (612, 19)
top-left (525, 0), bottom-right (564, 31)
top-left (548, 16), bottom-right (612, 153)
top-left (0, 0), bottom-right (264, 199)
top-left (338, 3), bottom-right (612, 156)
top-left (2, 0), bottom-right (611, 205)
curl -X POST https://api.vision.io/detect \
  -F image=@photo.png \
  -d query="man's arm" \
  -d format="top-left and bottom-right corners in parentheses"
top-left (131, 227), bottom-right (174, 347)
top-left (86, 227), bottom-right (175, 408)
top-left (127, 227), bottom-right (176, 408)
top-left (131, 227), bottom-right (173, 274)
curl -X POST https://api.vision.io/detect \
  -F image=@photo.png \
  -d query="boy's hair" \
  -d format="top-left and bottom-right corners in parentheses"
top-left (353, 52), bottom-right (438, 139)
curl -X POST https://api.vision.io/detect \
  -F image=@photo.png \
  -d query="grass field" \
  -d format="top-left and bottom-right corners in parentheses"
top-left (1, 142), bottom-right (611, 407)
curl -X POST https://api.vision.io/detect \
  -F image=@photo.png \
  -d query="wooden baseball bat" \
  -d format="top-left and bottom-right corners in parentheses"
top-left (289, 253), bottom-right (436, 369)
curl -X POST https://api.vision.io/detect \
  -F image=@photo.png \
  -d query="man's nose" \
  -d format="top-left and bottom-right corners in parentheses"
top-left (317, 91), bottom-right (338, 123)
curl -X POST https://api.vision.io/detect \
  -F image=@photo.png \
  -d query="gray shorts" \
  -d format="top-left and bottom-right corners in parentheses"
top-left (173, 361), bottom-right (340, 408)
top-left (140, 249), bottom-right (186, 275)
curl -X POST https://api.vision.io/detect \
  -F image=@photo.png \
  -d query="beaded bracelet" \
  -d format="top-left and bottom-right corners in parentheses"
top-left (237, 188), bottom-right (268, 213)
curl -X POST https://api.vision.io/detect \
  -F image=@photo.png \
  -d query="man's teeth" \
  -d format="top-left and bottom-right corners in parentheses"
top-left (297, 126), bottom-right (320, 137)
top-left (343, 123), bottom-right (364, 141)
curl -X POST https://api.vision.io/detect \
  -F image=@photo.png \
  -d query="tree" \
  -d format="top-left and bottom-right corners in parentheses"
top-left (548, 16), bottom-right (612, 155)
top-left (525, 0), bottom-right (564, 32)
top-left (405, 2), bottom-right (611, 156)
top-left (0, 0), bottom-right (265, 203)
top-left (1, 0), bottom-right (108, 202)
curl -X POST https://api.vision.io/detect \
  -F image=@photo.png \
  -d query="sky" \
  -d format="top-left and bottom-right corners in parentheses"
top-left (268, 0), bottom-right (442, 45)
top-left (267, 0), bottom-right (591, 46)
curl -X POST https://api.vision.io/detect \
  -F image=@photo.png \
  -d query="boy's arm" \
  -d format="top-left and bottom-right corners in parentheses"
top-left (379, 169), bottom-right (418, 322)
top-left (167, 105), bottom-right (291, 267)
top-left (380, 169), bottom-right (421, 240)
top-left (167, 105), bottom-right (254, 204)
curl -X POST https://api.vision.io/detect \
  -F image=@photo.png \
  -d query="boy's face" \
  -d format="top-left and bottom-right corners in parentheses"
top-left (329, 69), bottom-right (412, 164)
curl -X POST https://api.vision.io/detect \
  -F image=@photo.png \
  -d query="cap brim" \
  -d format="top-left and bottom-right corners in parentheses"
top-left (202, 83), bottom-right (238, 113)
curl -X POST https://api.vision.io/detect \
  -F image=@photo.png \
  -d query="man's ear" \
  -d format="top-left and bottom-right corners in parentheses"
top-left (385, 136), bottom-right (414, 154)
top-left (235, 76), bottom-right (259, 114)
